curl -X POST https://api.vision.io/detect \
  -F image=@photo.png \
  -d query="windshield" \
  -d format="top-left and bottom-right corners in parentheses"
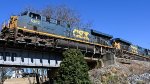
top-left (21, 11), bottom-right (28, 16)
top-left (29, 12), bottom-right (41, 20)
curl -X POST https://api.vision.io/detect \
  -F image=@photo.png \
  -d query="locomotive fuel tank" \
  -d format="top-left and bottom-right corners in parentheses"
top-left (55, 39), bottom-right (94, 52)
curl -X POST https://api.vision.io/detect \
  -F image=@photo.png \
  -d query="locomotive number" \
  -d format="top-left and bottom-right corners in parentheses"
top-left (73, 29), bottom-right (89, 40)
top-left (31, 19), bottom-right (40, 24)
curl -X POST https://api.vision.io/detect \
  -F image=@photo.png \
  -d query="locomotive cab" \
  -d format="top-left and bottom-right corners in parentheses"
top-left (20, 11), bottom-right (41, 20)
top-left (2, 11), bottom-right (42, 30)
top-left (19, 11), bottom-right (42, 31)
top-left (111, 38), bottom-right (131, 51)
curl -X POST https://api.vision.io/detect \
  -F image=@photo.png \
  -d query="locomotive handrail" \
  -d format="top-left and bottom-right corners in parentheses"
top-left (123, 50), bottom-right (150, 59)
top-left (17, 27), bottom-right (114, 49)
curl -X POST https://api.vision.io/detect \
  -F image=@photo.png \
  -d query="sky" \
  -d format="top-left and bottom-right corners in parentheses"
top-left (0, 0), bottom-right (150, 48)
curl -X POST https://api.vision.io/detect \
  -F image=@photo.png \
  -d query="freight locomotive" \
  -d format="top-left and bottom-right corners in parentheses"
top-left (0, 11), bottom-right (150, 61)
top-left (111, 38), bottom-right (150, 60)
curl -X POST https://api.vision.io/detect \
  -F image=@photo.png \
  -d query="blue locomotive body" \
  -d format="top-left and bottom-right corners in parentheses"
top-left (112, 38), bottom-right (150, 57)
top-left (16, 11), bottom-right (112, 46)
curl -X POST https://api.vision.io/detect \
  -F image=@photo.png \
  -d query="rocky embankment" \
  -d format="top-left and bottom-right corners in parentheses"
top-left (89, 58), bottom-right (150, 84)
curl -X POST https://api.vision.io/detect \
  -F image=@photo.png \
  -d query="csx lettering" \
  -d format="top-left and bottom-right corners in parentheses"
top-left (73, 29), bottom-right (89, 40)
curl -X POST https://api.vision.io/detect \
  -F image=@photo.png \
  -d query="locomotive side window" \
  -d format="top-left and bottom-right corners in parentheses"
top-left (29, 12), bottom-right (41, 20)
top-left (46, 17), bottom-right (50, 22)
top-left (57, 20), bottom-right (61, 25)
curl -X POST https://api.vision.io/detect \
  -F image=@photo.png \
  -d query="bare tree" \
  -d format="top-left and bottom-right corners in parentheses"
top-left (54, 5), bottom-right (81, 27)
top-left (41, 5), bottom-right (54, 19)
top-left (0, 67), bottom-right (15, 84)
top-left (41, 5), bottom-right (81, 28)
top-left (24, 4), bottom-right (92, 29)
top-left (81, 21), bottom-right (93, 29)
top-left (23, 6), bottom-right (40, 14)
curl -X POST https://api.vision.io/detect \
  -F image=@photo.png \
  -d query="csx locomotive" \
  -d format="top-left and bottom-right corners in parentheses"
top-left (111, 38), bottom-right (150, 59)
top-left (1, 11), bottom-right (150, 60)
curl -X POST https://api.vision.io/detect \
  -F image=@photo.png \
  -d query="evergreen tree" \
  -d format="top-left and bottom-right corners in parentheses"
top-left (56, 49), bottom-right (91, 84)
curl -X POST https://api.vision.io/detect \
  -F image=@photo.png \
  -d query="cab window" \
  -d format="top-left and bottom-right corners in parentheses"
top-left (21, 11), bottom-right (28, 16)
top-left (29, 12), bottom-right (41, 20)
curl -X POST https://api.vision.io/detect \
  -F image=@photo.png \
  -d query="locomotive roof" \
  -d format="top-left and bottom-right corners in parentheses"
top-left (91, 29), bottom-right (113, 39)
top-left (114, 38), bottom-right (131, 45)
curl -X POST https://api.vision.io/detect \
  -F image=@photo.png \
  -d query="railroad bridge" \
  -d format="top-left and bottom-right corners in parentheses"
top-left (0, 40), bottom-right (115, 69)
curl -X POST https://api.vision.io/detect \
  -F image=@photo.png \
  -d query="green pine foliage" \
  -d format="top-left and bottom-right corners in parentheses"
top-left (55, 49), bottom-right (91, 84)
